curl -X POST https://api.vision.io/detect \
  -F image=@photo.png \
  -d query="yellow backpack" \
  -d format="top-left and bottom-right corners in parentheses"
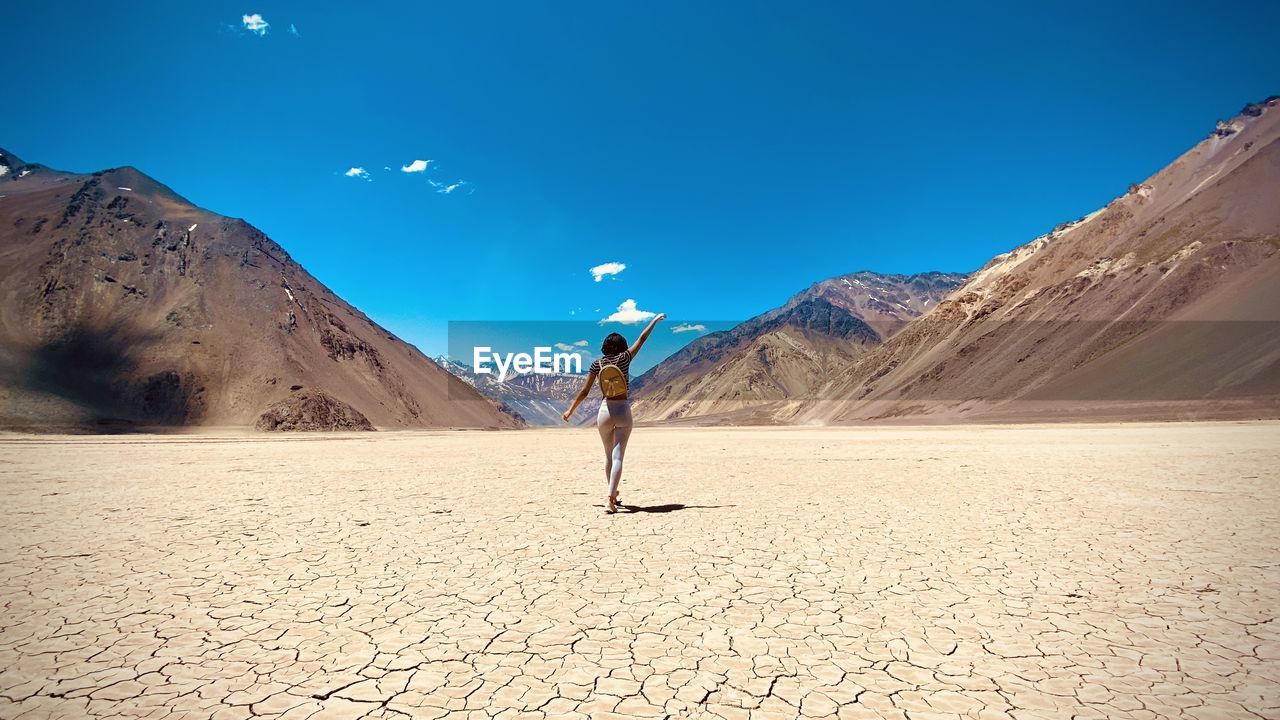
top-left (598, 363), bottom-right (628, 399)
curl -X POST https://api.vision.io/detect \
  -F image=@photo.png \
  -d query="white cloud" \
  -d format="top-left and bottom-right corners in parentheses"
top-left (242, 13), bottom-right (270, 35)
top-left (426, 177), bottom-right (471, 194)
top-left (600, 299), bottom-right (656, 325)
top-left (574, 340), bottom-right (588, 346)
top-left (554, 343), bottom-right (576, 351)
top-left (344, 167), bottom-right (371, 181)
top-left (672, 323), bottom-right (707, 334)
top-left (589, 262), bottom-right (626, 282)
top-left (401, 159), bottom-right (432, 173)
top-left (288, 23), bottom-right (299, 37)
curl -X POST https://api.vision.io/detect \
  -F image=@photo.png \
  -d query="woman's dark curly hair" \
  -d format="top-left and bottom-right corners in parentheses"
top-left (601, 332), bottom-right (628, 356)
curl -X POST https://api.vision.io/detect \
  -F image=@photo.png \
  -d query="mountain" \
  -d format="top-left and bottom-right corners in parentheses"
top-left (0, 149), bottom-right (523, 430)
top-left (631, 271), bottom-right (967, 423)
top-left (435, 356), bottom-right (597, 426)
top-left (792, 97), bottom-right (1280, 423)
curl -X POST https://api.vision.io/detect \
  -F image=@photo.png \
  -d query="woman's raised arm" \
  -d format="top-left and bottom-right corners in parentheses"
top-left (627, 313), bottom-right (667, 358)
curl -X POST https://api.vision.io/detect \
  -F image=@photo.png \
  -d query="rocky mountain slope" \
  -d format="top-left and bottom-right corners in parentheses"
top-left (435, 356), bottom-right (595, 426)
top-left (793, 97), bottom-right (1280, 423)
top-left (0, 150), bottom-right (522, 430)
top-left (631, 272), bottom-right (967, 422)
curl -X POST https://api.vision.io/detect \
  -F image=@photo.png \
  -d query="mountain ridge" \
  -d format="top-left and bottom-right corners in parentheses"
top-left (793, 96), bottom-right (1280, 423)
top-left (631, 270), bottom-right (968, 422)
top-left (633, 97), bottom-right (1280, 424)
top-left (0, 150), bottom-right (522, 430)
top-left (435, 355), bottom-right (596, 426)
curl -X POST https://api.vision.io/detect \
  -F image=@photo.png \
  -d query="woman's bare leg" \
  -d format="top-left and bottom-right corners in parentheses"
top-left (597, 405), bottom-right (617, 510)
top-left (607, 423), bottom-right (632, 500)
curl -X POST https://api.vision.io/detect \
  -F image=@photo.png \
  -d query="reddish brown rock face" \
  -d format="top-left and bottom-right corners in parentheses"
top-left (0, 151), bottom-right (522, 431)
top-left (254, 389), bottom-right (375, 432)
top-left (635, 99), bottom-right (1280, 425)
top-left (632, 271), bottom-right (967, 423)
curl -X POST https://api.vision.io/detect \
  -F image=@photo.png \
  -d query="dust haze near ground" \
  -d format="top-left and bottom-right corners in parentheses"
top-left (2, 423), bottom-right (1276, 719)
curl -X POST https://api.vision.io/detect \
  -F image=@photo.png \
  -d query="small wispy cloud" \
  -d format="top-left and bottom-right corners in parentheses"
top-left (574, 340), bottom-right (588, 346)
top-left (242, 13), bottom-right (270, 35)
top-left (672, 323), bottom-right (707, 334)
top-left (288, 23), bottom-right (300, 37)
top-left (589, 262), bottom-right (626, 282)
top-left (326, 156), bottom-right (476, 195)
top-left (600, 299), bottom-right (656, 325)
top-left (553, 342), bottom-right (578, 351)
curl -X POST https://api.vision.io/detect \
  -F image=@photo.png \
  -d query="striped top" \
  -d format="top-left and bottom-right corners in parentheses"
top-left (588, 350), bottom-right (632, 392)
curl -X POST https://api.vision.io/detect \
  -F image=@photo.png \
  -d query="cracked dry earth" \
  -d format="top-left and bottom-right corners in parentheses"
top-left (1, 423), bottom-right (1278, 720)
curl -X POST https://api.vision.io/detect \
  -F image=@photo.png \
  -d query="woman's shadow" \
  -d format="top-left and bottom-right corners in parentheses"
top-left (617, 502), bottom-right (730, 513)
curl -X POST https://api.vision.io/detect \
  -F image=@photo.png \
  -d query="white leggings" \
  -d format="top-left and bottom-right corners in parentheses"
top-left (597, 400), bottom-right (633, 498)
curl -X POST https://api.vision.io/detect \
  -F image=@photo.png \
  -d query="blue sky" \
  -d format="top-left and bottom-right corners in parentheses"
top-left (3, 1), bottom-right (1278, 358)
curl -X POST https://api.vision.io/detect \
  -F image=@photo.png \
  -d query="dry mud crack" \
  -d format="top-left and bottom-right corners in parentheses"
top-left (1, 423), bottom-right (1277, 719)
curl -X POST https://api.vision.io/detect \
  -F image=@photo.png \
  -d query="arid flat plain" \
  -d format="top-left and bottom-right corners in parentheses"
top-left (1, 422), bottom-right (1277, 720)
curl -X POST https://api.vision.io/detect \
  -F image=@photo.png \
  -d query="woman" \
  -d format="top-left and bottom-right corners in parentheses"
top-left (563, 312), bottom-right (666, 513)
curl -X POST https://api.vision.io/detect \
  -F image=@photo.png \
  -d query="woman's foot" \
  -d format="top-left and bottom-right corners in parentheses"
top-left (605, 498), bottom-right (617, 514)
